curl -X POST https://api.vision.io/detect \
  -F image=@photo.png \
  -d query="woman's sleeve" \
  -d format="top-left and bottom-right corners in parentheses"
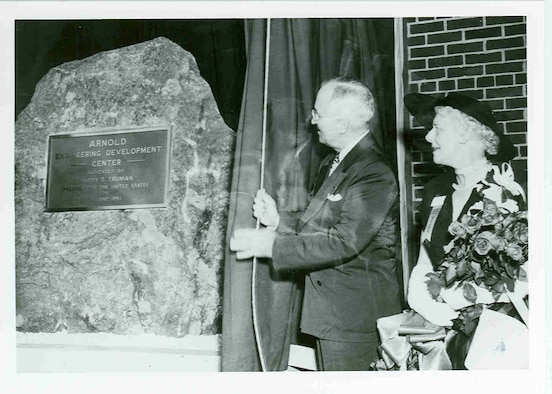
top-left (407, 243), bottom-right (459, 327)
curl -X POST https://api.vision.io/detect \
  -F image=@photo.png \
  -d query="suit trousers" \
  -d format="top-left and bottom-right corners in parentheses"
top-left (315, 337), bottom-right (378, 371)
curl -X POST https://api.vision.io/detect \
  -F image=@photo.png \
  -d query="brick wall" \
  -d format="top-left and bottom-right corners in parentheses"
top-left (402, 16), bottom-right (528, 254)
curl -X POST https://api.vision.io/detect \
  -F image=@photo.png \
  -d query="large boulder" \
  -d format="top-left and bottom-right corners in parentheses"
top-left (15, 37), bottom-right (234, 336)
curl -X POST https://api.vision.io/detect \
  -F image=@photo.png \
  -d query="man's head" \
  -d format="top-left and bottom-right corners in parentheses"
top-left (311, 77), bottom-right (375, 151)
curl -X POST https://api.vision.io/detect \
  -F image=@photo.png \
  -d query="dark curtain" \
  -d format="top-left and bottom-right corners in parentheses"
top-left (222, 18), bottom-right (396, 371)
top-left (15, 20), bottom-right (246, 130)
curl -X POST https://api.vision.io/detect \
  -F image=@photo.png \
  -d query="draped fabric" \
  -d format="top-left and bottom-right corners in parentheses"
top-left (222, 18), bottom-right (397, 371)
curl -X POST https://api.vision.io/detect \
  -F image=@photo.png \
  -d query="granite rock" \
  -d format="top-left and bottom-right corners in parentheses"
top-left (15, 37), bottom-right (234, 336)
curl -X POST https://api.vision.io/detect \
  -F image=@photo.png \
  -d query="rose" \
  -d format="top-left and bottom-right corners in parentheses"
top-left (448, 221), bottom-right (467, 238)
top-left (481, 199), bottom-right (500, 225)
top-left (490, 235), bottom-right (507, 251)
top-left (506, 243), bottom-right (525, 262)
top-left (512, 222), bottom-right (528, 244)
top-left (503, 229), bottom-right (514, 242)
top-left (483, 199), bottom-right (499, 216)
top-left (473, 231), bottom-right (494, 255)
top-left (482, 212), bottom-right (500, 226)
top-left (461, 214), bottom-right (483, 234)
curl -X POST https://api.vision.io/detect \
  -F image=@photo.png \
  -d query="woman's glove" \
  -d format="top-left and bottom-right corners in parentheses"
top-left (408, 249), bottom-right (459, 327)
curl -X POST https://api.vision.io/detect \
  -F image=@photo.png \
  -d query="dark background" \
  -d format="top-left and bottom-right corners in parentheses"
top-left (15, 19), bottom-right (247, 131)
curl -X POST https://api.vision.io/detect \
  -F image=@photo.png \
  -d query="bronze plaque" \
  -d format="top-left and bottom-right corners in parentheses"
top-left (46, 126), bottom-right (171, 211)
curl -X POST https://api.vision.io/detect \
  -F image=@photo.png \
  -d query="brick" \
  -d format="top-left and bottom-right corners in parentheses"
top-left (410, 21), bottom-right (445, 34)
top-left (486, 62), bottom-right (525, 74)
top-left (484, 99), bottom-right (505, 111)
top-left (413, 162), bottom-right (443, 175)
top-left (504, 132), bottom-right (526, 144)
top-left (458, 78), bottom-right (475, 89)
top-left (410, 135), bottom-right (432, 149)
top-left (447, 65), bottom-right (484, 78)
top-left (505, 121), bottom-right (527, 133)
top-left (464, 26), bottom-right (502, 40)
top-left (407, 84), bottom-right (420, 93)
top-left (408, 59), bottom-right (427, 70)
top-left (414, 188), bottom-right (424, 201)
top-left (487, 86), bottom-right (524, 99)
top-left (408, 35), bottom-right (426, 46)
top-left (509, 162), bottom-right (527, 187)
top-left (518, 145), bottom-right (527, 157)
top-left (486, 16), bottom-right (525, 25)
top-left (418, 17), bottom-right (435, 22)
top-left (428, 31), bottom-right (463, 44)
top-left (495, 75), bottom-right (514, 86)
top-left (446, 17), bottom-right (484, 30)
top-left (411, 69), bottom-right (446, 81)
top-left (411, 45), bottom-right (445, 58)
top-left (420, 81), bottom-right (437, 92)
top-left (505, 23), bottom-right (526, 36)
top-left (506, 97), bottom-right (527, 109)
top-left (465, 51), bottom-right (503, 64)
top-left (505, 48), bottom-right (526, 61)
top-left (494, 109), bottom-right (524, 121)
top-left (515, 73), bottom-right (527, 84)
top-left (428, 55), bottom-right (463, 68)
top-left (447, 41), bottom-right (484, 54)
top-left (438, 80), bottom-right (456, 91)
top-left (476, 76), bottom-right (494, 88)
top-left (451, 89), bottom-right (484, 100)
top-left (486, 37), bottom-right (525, 50)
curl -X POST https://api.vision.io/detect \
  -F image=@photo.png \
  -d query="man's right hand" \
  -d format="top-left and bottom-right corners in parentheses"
top-left (253, 189), bottom-right (280, 230)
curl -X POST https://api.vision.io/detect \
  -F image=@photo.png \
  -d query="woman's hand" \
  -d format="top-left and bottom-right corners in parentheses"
top-left (408, 248), bottom-right (459, 327)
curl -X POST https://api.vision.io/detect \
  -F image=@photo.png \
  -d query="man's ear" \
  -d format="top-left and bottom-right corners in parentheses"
top-left (336, 117), bottom-right (351, 135)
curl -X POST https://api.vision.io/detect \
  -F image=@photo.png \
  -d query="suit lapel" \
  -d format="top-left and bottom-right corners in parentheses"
top-left (299, 133), bottom-right (378, 230)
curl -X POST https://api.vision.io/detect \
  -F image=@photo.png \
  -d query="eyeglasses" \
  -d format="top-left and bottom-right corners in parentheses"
top-left (311, 108), bottom-right (338, 122)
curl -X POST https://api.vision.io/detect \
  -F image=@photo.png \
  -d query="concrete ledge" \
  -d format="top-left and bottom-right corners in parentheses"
top-left (16, 332), bottom-right (221, 372)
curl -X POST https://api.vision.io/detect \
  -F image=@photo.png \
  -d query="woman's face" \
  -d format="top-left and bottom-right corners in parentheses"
top-left (425, 112), bottom-right (464, 167)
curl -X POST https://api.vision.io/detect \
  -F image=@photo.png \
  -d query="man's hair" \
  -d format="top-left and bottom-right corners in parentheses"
top-left (435, 105), bottom-right (500, 155)
top-left (321, 77), bottom-right (375, 130)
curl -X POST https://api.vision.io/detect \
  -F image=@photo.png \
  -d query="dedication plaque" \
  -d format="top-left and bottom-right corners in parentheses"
top-left (46, 126), bottom-right (171, 211)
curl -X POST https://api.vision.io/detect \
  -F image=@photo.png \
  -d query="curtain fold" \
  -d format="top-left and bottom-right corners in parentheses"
top-left (222, 18), bottom-right (397, 372)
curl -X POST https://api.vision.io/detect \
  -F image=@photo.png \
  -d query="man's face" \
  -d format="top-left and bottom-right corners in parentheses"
top-left (425, 112), bottom-right (464, 167)
top-left (311, 85), bottom-right (343, 150)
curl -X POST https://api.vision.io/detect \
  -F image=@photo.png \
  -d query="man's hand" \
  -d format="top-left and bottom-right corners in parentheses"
top-left (253, 189), bottom-right (279, 229)
top-left (230, 228), bottom-right (277, 259)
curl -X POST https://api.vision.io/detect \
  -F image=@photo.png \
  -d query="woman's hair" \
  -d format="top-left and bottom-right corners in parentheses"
top-left (321, 77), bottom-right (375, 130)
top-left (435, 105), bottom-right (500, 155)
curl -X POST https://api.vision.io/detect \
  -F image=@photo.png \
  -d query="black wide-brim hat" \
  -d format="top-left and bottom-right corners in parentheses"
top-left (404, 92), bottom-right (516, 162)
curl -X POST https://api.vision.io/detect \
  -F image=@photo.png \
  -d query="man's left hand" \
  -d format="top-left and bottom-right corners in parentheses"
top-left (230, 228), bottom-right (277, 259)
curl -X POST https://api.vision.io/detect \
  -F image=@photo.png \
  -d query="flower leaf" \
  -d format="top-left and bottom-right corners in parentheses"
top-left (426, 274), bottom-right (445, 300)
top-left (445, 265), bottom-right (457, 286)
top-left (456, 260), bottom-right (468, 278)
top-left (462, 283), bottom-right (478, 304)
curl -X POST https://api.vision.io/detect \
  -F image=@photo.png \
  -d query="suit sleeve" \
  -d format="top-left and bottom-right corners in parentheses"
top-left (271, 162), bottom-right (398, 272)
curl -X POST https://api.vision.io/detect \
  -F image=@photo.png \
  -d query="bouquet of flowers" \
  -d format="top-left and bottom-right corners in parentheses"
top-left (425, 163), bottom-right (528, 336)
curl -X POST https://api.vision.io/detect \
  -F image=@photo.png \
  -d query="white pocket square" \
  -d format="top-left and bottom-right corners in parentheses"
top-left (326, 193), bottom-right (342, 202)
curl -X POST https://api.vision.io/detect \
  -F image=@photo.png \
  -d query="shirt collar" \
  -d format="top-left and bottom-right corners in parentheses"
top-left (336, 131), bottom-right (370, 163)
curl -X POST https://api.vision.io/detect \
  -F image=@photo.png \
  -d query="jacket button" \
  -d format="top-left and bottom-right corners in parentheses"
top-left (316, 280), bottom-right (322, 286)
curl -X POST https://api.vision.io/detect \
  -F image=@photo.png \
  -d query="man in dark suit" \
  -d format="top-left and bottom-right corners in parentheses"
top-left (230, 77), bottom-right (401, 371)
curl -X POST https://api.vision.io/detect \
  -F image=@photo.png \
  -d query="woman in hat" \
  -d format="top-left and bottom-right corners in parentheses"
top-left (403, 93), bottom-right (528, 369)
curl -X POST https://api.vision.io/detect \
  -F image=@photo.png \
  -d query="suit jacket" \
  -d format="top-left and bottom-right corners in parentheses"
top-left (271, 133), bottom-right (402, 342)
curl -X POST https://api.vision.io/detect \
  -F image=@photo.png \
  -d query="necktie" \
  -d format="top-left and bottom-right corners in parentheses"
top-left (328, 154), bottom-right (340, 177)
